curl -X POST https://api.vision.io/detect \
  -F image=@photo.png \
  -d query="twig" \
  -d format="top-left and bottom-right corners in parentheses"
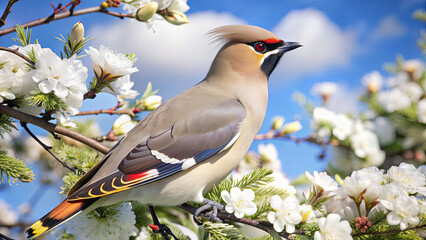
top-left (20, 121), bottom-right (76, 172)
top-left (0, 6), bottom-right (134, 37)
top-left (0, 0), bottom-right (19, 28)
top-left (0, 232), bottom-right (14, 240)
top-left (178, 203), bottom-right (304, 239)
top-left (94, 130), bottom-right (118, 142)
top-left (76, 108), bottom-right (136, 116)
top-left (0, 104), bottom-right (109, 154)
top-left (0, 46), bottom-right (35, 65)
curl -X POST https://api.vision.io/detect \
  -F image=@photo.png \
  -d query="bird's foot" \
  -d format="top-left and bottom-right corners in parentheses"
top-left (148, 223), bottom-right (179, 240)
top-left (148, 205), bottom-right (179, 240)
top-left (193, 198), bottom-right (225, 225)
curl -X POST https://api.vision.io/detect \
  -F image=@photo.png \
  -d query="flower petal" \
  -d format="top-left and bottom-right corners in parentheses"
top-left (270, 195), bottom-right (282, 210)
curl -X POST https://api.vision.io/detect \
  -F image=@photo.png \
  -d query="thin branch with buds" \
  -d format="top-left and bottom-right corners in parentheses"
top-left (0, 6), bottom-right (134, 37)
top-left (20, 121), bottom-right (76, 172)
top-left (0, 0), bottom-right (19, 28)
top-left (76, 108), bottom-right (138, 116)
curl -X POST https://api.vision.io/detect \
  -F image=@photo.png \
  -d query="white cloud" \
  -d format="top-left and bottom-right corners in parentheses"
top-left (272, 8), bottom-right (357, 77)
top-left (88, 11), bottom-right (245, 98)
top-left (371, 16), bottom-right (405, 41)
top-left (88, 9), bottom-right (358, 98)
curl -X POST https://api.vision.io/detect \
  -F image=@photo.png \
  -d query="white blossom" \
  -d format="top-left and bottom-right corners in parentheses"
top-left (135, 227), bottom-right (149, 240)
top-left (271, 116), bottom-right (285, 130)
top-left (402, 59), bottom-right (425, 80)
top-left (386, 162), bottom-right (426, 195)
top-left (387, 72), bottom-right (409, 88)
top-left (258, 143), bottom-right (281, 172)
top-left (331, 114), bottom-right (353, 140)
top-left (377, 88), bottom-right (411, 112)
top-left (342, 167), bottom-right (384, 201)
top-left (378, 182), bottom-right (409, 210)
top-left (86, 45), bottom-right (138, 80)
top-left (300, 204), bottom-right (315, 222)
top-left (30, 44), bottom-right (88, 116)
top-left (417, 98), bottom-right (426, 124)
top-left (385, 195), bottom-right (420, 230)
top-left (350, 128), bottom-right (384, 166)
top-left (221, 187), bottom-right (257, 218)
top-left (314, 214), bottom-right (352, 240)
top-left (399, 81), bottom-right (423, 103)
top-left (64, 202), bottom-right (137, 240)
top-left (313, 107), bottom-right (336, 124)
top-left (371, 116), bottom-right (396, 146)
top-left (305, 171), bottom-right (338, 194)
top-left (310, 82), bottom-right (338, 98)
top-left (361, 71), bottom-right (383, 92)
top-left (0, 199), bottom-right (18, 226)
top-left (113, 114), bottom-right (137, 135)
top-left (104, 75), bottom-right (139, 101)
top-left (267, 195), bottom-right (302, 233)
top-left (143, 95), bottom-right (162, 110)
top-left (282, 121), bottom-right (302, 134)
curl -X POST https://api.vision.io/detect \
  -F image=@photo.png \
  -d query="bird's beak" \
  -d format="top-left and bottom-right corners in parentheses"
top-left (278, 42), bottom-right (302, 54)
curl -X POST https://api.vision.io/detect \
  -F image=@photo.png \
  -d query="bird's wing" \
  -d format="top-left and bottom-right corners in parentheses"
top-left (67, 100), bottom-right (246, 201)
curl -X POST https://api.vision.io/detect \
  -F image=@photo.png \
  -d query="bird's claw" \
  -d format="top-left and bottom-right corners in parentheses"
top-left (193, 199), bottom-right (225, 225)
top-left (149, 223), bottom-right (179, 240)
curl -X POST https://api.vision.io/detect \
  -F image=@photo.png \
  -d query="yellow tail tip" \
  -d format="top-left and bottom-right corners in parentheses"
top-left (26, 220), bottom-right (48, 239)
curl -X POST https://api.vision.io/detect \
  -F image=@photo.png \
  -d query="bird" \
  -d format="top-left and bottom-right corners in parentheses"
top-left (26, 25), bottom-right (301, 239)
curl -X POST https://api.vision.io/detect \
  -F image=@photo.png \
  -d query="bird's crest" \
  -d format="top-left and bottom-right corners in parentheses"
top-left (207, 25), bottom-right (281, 45)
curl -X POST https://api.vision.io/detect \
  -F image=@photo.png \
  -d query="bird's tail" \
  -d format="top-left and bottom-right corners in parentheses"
top-left (26, 198), bottom-right (98, 239)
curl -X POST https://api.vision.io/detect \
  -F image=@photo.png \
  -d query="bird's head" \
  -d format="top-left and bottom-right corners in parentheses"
top-left (207, 25), bottom-right (302, 78)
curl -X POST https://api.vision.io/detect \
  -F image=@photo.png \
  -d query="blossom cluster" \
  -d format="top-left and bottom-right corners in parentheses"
top-left (221, 161), bottom-right (425, 240)
top-left (0, 24), bottom-right (140, 127)
top-left (312, 106), bottom-right (385, 168)
top-left (122, 0), bottom-right (190, 25)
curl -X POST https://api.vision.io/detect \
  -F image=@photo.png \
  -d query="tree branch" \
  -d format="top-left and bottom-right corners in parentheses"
top-left (0, 6), bottom-right (134, 37)
top-left (0, 104), bottom-right (109, 154)
top-left (178, 203), bottom-right (304, 239)
top-left (0, 46), bottom-right (35, 65)
top-left (75, 108), bottom-right (136, 116)
top-left (20, 121), bottom-right (76, 172)
top-left (0, 0), bottom-right (19, 28)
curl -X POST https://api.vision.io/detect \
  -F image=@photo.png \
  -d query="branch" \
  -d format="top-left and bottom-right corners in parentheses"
top-left (20, 121), bottom-right (76, 172)
top-left (0, 0), bottom-right (19, 28)
top-left (0, 104), bottom-right (109, 154)
top-left (0, 6), bottom-right (134, 37)
top-left (178, 203), bottom-right (304, 239)
top-left (76, 108), bottom-right (136, 116)
top-left (0, 46), bottom-right (35, 65)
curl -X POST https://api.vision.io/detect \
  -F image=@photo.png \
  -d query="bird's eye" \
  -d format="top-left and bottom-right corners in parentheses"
top-left (254, 42), bottom-right (266, 53)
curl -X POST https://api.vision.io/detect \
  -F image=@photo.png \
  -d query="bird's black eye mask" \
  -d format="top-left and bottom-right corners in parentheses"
top-left (247, 40), bottom-right (284, 54)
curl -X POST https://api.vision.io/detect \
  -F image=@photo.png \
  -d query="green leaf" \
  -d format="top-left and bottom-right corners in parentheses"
top-left (203, 222), bottom-right (249, 240)
top-left (12, 24), bottom-right (31, 47)
top-left (26, 89), bottom-right (68, 113)
top-left (0, 114), bottom-right (17, 138)
top-left (205, 168), bottom-right (273, 204)
top-left (0, 149), bottom-right (34, 184)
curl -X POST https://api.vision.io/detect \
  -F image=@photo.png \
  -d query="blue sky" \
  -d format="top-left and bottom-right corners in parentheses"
top-left (0, 0), bottom-right (425, 226)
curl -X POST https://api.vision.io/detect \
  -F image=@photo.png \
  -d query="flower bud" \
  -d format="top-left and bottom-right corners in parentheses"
top-left (160, 11), bottom-right (189, 25)
top-left (101, 1), bottom-right (109, 8)
top-left (271, 116), bottom-right (285, 130)
top-left (70, 21), bottom-right (84, 44)
top-left (136, 2), bottom-right (158, 22)
top-left (281, 121), bottom-right (302, 135)
top-left (143, 95), bottom-right (162, 110)
top-left (112, 114), bottom-right (137, 136)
